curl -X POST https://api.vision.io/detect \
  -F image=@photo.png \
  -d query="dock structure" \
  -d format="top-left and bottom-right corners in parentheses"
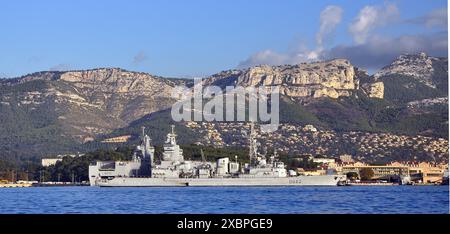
top-left (0, 183), bottom-right (32, 188)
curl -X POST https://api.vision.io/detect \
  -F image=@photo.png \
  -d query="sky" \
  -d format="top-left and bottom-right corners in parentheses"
top-left (0, 0), bottom-right (447, 78)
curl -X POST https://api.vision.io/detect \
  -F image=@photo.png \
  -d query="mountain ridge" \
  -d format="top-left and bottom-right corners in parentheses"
top-left (0, 52), bottom-right (447, 161)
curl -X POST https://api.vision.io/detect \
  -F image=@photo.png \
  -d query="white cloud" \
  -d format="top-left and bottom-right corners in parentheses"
top-left (407, 8), bottom-right (447, 28)
top-left (238, 5), bottom-right (342, 68)
top-left (326, 32), bottom-right (448, 70)
top-left (238, 3), bottom-right (447, 71)
top-left (316, 5), bottom-right (343, 48)
top-left (241, 50), bottom-right (287, 66)
top-left (49, 64), bottom-right (71, 71)
top-left (240, 31), bottom-right (447, 71)
top-left (132, 51), bottom-right (148, 65)
top-left (237, 47), bottom-right (322, 68)
top-left (349, 3), bottom-right (399, 44)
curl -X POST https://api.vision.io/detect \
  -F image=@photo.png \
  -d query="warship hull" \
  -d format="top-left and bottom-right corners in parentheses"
top-left (95, 175), bottom-right (345, 187)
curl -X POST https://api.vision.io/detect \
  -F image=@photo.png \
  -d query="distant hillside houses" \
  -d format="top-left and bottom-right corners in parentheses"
top-left (41, 153), bottom-right (84, 167)
top-left (101, 135), bottom-right (132, 143)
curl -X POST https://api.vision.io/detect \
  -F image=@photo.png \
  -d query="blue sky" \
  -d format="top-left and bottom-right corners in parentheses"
top-left (0, 0), bottom-right (447, 78)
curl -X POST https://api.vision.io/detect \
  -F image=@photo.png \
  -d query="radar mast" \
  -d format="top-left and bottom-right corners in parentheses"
top-left (248, 122), bottom-right (258, 166)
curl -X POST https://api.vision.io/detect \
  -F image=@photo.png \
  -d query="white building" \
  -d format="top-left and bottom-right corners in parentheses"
top-left (303, 124), bottom-right (318, 132)
top-left (339, 154), bottom-right (354, 163)
top-left (312, 158), bottom-right (336, 164)
top-left (41, 153), bottom-right (84, 167)
top-left (229, 162), bottom-right (240, 174)
top-left (216, 158), bottom-right (229, 176)
top-left (41, 158), bottom-right (62, 167)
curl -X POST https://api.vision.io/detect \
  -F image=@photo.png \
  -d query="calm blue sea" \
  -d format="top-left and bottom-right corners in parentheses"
top-left (0, 186), bottom-right (448, 214)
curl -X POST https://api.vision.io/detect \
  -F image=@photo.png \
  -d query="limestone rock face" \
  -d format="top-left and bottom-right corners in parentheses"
top-left (362, 82), bottom-right (384, 99)
top-left (313, 88), bottom-right (340, 99)
top-left (0, 59), bottom-right (386, 144)
top-left (59, 68), bottom-right (176, 95)
top-left (57, 68), bottom-right (181, 123)
top-left (0, 68), bottom-right (184, 141)
top-left (281, 86), bottom-right (311, 97)
top-left (210, 59), bottom-right (358, 99)
top-left (237, 59), bottom-right (355, 88)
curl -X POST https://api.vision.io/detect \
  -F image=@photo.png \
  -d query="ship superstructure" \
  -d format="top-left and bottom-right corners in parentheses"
top-left (89, 124), bottom-right (345, 186)
top-left (239, 122), bottom-right (288, 178)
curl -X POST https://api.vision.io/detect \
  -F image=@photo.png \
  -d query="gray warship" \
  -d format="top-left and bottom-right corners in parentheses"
top-left (89, 124), bottom-right (346, 187)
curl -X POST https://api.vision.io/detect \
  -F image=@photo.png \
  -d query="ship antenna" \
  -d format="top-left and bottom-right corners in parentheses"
top-left (141, 126), bottom-right (145, 140)
top-left (249, 121), bottom-right (257, 166)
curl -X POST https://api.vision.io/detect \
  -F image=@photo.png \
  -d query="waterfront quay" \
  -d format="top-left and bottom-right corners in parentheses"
top-left (0, 183), bottom-right (32, 188)
top-left (0, 181), bottom-right (88, 188)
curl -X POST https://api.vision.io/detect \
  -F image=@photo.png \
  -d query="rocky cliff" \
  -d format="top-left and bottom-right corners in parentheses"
top-left (0, 59), bottom-right (387, 145)
top-left (0, 68), bottom-right (184, 143)
top-left (205, 59), bottom-right (381, 99)
top-left (361, 82), bottom-right (384, 99)
top-left (1, 53), bottom-right (447, 159)
top-left (56, 68), bottom-right (183, 123)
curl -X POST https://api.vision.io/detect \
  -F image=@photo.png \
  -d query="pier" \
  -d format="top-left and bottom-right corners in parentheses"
top-left (0, 183), bottom-right (32, 188)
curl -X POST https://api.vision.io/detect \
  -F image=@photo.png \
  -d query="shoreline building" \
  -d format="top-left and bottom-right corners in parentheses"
top-left (41, 153), bottom-right (84, 167)
top-left (328, 161), bottom-right (447, 184)
top-left (390, 161), bottom-right (447, 184)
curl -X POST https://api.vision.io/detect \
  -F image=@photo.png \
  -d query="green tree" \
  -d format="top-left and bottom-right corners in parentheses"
top-left (346, 172), bottom-right (359, 180)
top-left (359, 168), bottom-right (374, 181)
top-left (284, 157), bottom-right (319, 171)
